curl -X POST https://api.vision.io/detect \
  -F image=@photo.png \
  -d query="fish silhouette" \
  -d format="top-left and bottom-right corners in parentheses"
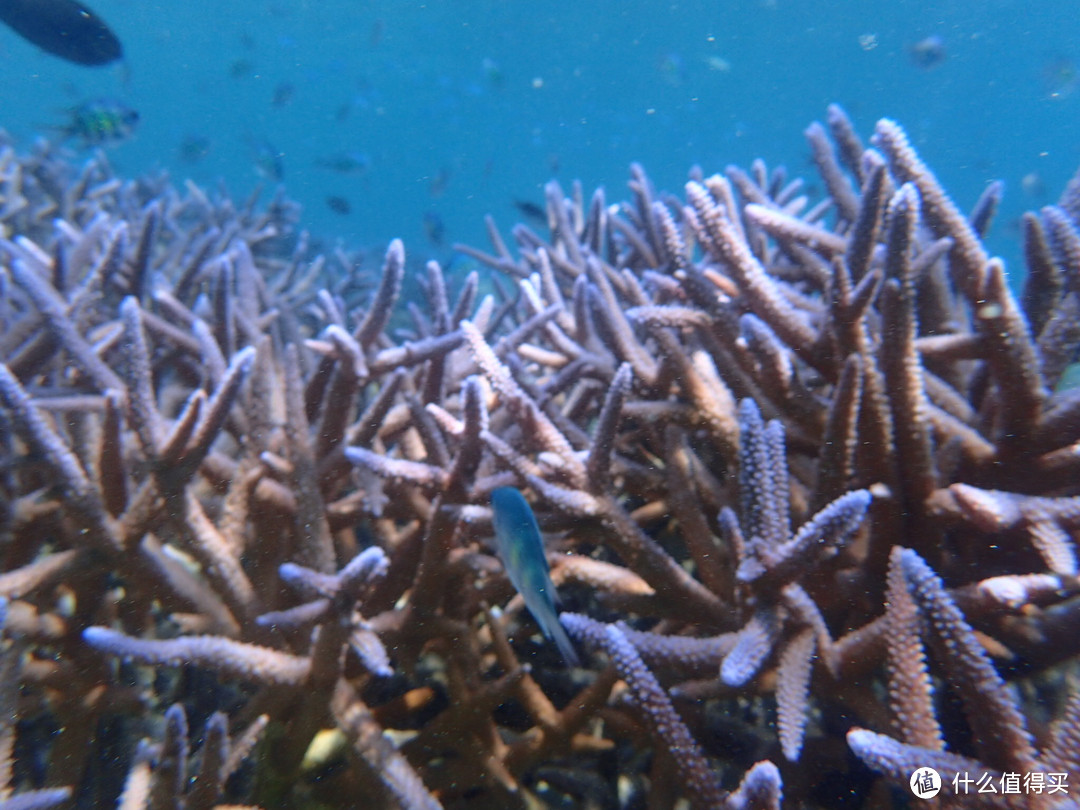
top-left (490, 487), bottom-right (578, 666)
top-left (59, 98), bottom-right (138, 146)
top-left (0, 0), bottom-right (122, 66)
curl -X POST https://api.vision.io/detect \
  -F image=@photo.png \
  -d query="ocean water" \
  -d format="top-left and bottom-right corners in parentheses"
top-left (0, 0), bottom-right (1077, 273)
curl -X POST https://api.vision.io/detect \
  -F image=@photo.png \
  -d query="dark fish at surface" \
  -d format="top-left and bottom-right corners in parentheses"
top-left (0, 0), bottom-right (122, 66)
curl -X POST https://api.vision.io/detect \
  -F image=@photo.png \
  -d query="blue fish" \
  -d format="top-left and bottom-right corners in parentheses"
top-left (490, 487), bottom-right (578, 666)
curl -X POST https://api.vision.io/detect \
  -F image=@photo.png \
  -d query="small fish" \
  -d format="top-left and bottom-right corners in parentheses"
top-left (908, 35), bottom-right (946, 70)
top-left (272, 81), bottom-right (295, 108)
top-left (315, 151), bottom-right (370, 174)
top-left (422, 210), bottom-right (445, 246)
top-left (0, 0), bottom-right (122, 66)
top-left (177, 134), bottom-right (211, 164)
top-left (657, 52), bottom-right (685, 87)
top-left (428, 166), bottom-right (450, 197)
top-left (249, 139), bottom-right (284, 182)
top-left (229, 58), bottom-right (255, 80)
top-left (513, 199), bottom-right (546, 227)
top-left (326, 195), bottom-right (351, 215)
top-left (60, 98), bottom-right (138, 146)
top-left (482, 56), bottom-right (504, 89)
top-left (490, 487), bottom-right (579, 666)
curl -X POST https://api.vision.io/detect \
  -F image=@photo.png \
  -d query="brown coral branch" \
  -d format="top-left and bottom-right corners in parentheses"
top-left (83, 627), bottom-right (311, 686)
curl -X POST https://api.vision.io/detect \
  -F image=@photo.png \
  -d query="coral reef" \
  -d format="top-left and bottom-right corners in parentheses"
top-left (0, 107), bottom-right (1079, 809)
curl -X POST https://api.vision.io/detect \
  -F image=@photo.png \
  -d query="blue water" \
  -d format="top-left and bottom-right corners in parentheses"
top-left (0, 0), bottom-right (1077, 273)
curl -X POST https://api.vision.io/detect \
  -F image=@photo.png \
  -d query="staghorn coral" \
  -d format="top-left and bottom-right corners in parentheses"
top-left (0, 105), bottom-right (1078, 810)
top-left (846, 547), bottom-right (1079, 810)
top-left (0, 600), bottom-right (72, 810)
